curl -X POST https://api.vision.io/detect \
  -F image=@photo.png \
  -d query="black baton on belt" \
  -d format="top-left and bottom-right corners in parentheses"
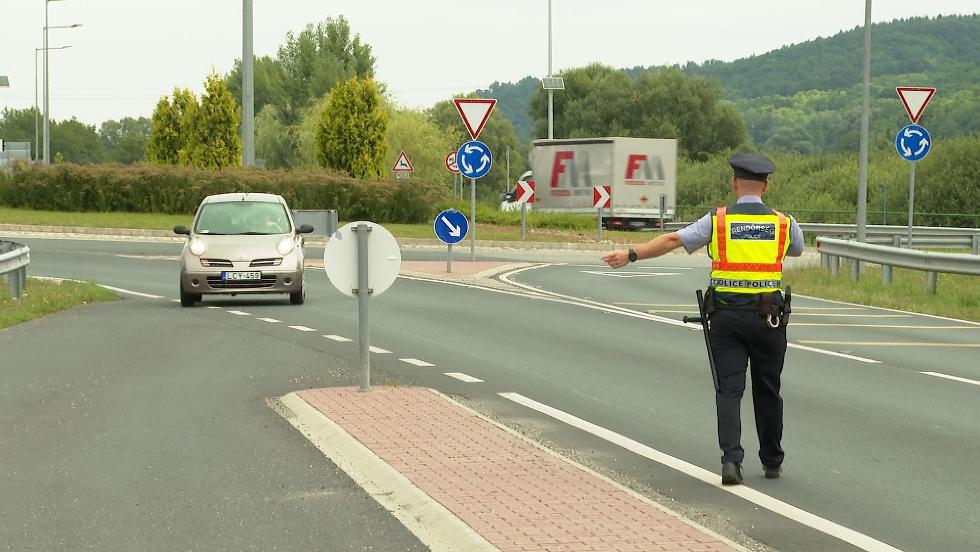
top-left (682, 289), bottom-right (720, 393)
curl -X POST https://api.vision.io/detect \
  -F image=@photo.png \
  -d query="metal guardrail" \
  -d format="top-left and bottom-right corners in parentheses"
top-left (664, 222), bottom-right (980, 252)
top-left (815, 237), bottom-right (980, 293)
top-left (1, 240), bottom-right (31, 299)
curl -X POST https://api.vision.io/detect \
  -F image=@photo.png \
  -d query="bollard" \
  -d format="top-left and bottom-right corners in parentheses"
top-left (830, 255), bottom-right (840, 277)
top-left (925, 271), bottom-right (938, 294)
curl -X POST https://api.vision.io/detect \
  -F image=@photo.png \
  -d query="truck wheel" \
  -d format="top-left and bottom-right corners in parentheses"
top-left (180, 287), bottom-right (201, 307)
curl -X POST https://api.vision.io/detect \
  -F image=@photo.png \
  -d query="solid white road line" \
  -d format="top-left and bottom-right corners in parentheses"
top-left (499, 265), bottom-right (881, 364)
top-left (786, 343), bottom-right (880, 364)
top-left (323, 334), bottom-right (352, 342)
top-left (444, 372), bottom-right (484, 383)
top-left (288, 325), bottom-right (317, 332)
top-left (399, 358), bottom-right (435, 367)
top-left (227, 310), bottom-right (251, 316)
top-left (169, 299), bottom-right (180, 303)
top-left (801, 340), bottom-right (980, 349)
top-left (97, 284), bottom-right (164, 299)
top-left (920, 371), bottom-right (980, 387)
top-left (207, 306), bottom-right (220, 309)
top-left (369, 346), bottom-right (392, 354)
top-left (499, 392), bottom-right (904, 552)
top-left (256, 317), bottom-right (281, 323)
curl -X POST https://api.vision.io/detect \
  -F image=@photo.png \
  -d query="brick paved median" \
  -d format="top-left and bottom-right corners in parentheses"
top-left (296, 386), bottom-right (740, 552)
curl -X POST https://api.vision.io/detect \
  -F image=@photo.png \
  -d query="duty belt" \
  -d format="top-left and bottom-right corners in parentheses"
top-left (709, 278), bottom-right (781, 289)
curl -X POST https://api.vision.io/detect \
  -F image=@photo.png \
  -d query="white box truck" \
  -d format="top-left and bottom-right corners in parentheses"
top-left (527, 137), bottom-right (677, 229)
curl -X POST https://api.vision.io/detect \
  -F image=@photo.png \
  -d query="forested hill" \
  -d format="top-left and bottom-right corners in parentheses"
top-left (669, 14), bottom-right (980, 100)
top-left (486, 14), bottom-right (980, 153)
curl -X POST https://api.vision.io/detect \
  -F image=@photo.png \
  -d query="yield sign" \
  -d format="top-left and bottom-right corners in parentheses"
top-left (515, 179), bottom-right (535, 204)
top-left (392, 150), bottom-right (414, 173)
top-left (593, 185), bottom-right (611, 209)
top-left (896, 87), bottom-right (936, 124)
top-left (453, 98), bottom-right (496, 140)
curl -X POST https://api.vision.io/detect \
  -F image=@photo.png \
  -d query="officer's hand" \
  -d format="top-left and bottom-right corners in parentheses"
top-left (601, 250), bottom-right (629, 269)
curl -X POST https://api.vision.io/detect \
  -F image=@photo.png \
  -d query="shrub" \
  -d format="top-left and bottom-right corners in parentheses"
top-left (0, 162), bottom-right (447, 224)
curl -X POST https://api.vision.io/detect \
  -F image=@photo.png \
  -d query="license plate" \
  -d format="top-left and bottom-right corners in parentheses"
top-left (221, 271), bottom-right (262, 281)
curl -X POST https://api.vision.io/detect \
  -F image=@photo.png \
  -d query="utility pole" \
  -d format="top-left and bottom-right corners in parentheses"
top-left (242, 0), bottom-right (255, 166)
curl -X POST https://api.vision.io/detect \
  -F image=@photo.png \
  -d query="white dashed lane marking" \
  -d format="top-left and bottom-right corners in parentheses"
top-left (369, 346), bottom-right (392, 354)
top-left (399, 358), bottom-right (436, 367)
top-left (257, 317), bottom-right (281, 323)
top-left (288, 325), bottom-right (317, 332)
top-left (444, 372), bottom-right (483, 383)
top-left (227, 310), bottom-right (251, 316)
top-left (323, 335), bottom-right (352, 342)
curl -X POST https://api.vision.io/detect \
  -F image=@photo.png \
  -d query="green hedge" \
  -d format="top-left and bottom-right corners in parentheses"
top-left (0, 162), bottom-right (449, 224)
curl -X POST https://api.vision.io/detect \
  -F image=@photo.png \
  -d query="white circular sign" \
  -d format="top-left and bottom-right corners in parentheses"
top-left (323, 221), bottom-right (402, 297)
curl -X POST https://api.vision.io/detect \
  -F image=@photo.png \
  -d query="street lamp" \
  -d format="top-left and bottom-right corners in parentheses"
top-left (541, 0), bottom-right (565, 140)
top-left (36, 46), bottom-right (71, 162)
top-left (44, 0), bottom-right (82, 163)
top-left (242, 0), bottom-right (255, 166)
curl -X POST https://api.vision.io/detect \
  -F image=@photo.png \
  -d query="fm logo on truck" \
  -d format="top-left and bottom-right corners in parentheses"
top-left (550, 151), bottom-right (590, 195)
top-left (625, 154), bottom-right (666, 185)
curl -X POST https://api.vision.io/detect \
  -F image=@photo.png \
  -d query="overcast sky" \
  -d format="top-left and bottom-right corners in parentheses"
top-left (1, 0), bottom-right (977, 126)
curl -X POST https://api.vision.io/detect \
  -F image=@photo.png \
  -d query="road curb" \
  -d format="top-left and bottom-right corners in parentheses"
top-left (274, 392), bottom-right (497, 552)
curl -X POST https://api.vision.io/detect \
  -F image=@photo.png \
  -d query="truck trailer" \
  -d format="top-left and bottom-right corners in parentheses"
top-left (528, 137), bottom-right (677, 230)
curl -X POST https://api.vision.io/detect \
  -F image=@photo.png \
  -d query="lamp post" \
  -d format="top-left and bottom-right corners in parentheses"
top-left (541, 1), bottom-right (564, 139)
top-left (35, 45), bottom-right (71, 162)
top-left (855, 0), bottom-right (872, 277)
top-left (43, 0), bottom-right (82, 163)
top-left (241, 0), bottom-right (255, 166)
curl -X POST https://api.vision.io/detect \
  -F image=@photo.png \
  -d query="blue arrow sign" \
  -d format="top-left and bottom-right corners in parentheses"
top-left (456, 140), bottom-right (492, 179)
top-left (895, 124), bottom-right (931, 162)
top-left (433, 209), bottom-right (468, 245)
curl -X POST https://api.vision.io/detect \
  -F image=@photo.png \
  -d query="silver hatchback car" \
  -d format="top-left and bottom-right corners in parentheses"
top-left (174, 193), bottom-right (314, 307)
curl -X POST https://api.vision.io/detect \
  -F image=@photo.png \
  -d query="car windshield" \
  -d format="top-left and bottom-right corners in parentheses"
top-left (194, 201), bottom-right (291, 235)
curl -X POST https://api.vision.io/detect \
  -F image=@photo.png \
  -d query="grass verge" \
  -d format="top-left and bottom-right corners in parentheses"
top-left (1, 206), bottom-right (653, 244)
top-left (783, 264), bottom-right (980, 322)
top-left (0, 278), bottom-right (117, 329)
top-left (0, 207), bottom-right (192, 230)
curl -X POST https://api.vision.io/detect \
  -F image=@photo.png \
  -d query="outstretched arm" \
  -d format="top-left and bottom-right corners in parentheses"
top-left (601, 232), bottom-right (685, 269)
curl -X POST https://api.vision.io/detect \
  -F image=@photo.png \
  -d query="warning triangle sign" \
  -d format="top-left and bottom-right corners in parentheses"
top-left (453, 98), bottom-right (496, 140)
top-left (896, 87), bottom-right (936, 124)
top-left (391, 151), bottom-right (414, 173)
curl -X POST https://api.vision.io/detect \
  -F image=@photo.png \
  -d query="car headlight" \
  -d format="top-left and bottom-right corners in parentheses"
top-left (277, 237), bottom-right (294, 256)
top-left (189, 239), bottom-right (207, 256)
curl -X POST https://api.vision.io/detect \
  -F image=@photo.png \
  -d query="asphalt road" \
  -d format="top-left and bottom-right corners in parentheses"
top-left (5, 235), bottom-right (979, 552)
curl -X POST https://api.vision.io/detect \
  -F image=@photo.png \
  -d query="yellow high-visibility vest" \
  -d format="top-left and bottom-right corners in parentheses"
top-left (707, 206), bottom-right (790, 294)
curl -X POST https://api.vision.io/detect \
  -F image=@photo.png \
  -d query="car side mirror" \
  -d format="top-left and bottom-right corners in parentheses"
top-left (297, 224), bottom-right (315, 234)
top-left (174, 225), bottom-right (190, 235)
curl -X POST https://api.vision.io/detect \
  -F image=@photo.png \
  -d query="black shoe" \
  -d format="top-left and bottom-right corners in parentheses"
top-left (721, 462), bottom-right (743, 485)
top-left (764, 465), bottom-right (782, 479)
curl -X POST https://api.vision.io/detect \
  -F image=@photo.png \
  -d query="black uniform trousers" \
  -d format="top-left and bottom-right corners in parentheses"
top-left (708, 308), bottom-right (787, 468)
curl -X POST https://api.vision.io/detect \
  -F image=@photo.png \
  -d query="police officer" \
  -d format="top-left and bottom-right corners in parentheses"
top-left (601, 152), bottom-right (804, 485)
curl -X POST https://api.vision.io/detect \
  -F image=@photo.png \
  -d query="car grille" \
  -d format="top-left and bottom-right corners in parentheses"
top-left (250, 258), bottom-right (283, 267)
top-left (201, 258), bottom-right (233, 267)
top-left (206, 276), bottom-right (278, 289)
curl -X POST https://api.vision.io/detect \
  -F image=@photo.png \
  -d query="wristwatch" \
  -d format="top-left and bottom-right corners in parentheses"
top-left (628, 247), bottom-right (638, 263)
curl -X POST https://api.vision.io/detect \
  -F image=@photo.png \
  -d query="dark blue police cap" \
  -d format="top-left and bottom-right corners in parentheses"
top-left (729, 153), bottom-right (775, 181)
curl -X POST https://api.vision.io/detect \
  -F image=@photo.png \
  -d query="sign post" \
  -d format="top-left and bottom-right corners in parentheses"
top-left (659, 193), bottom-right (667, 234)
top-left (323, 222), bottom-right (401, 392)
top-left (593, 185), bottom-right (611, 242)
top-left (895, 87), bottom-right (936, 249)
top-left (434, 209), bottom-right (468, 273)
top-left (453, 99), bottom-right (496, 262)
top-left (456, 140), bottom-right (493, 261)
top-left (515, 179), bottom-right (534, 241)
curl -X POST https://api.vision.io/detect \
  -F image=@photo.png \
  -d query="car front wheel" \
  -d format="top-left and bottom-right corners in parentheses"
top-left (180, 287), bottom-right (201, 307)
top-left (289, 286), bottom-right (305, 305)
